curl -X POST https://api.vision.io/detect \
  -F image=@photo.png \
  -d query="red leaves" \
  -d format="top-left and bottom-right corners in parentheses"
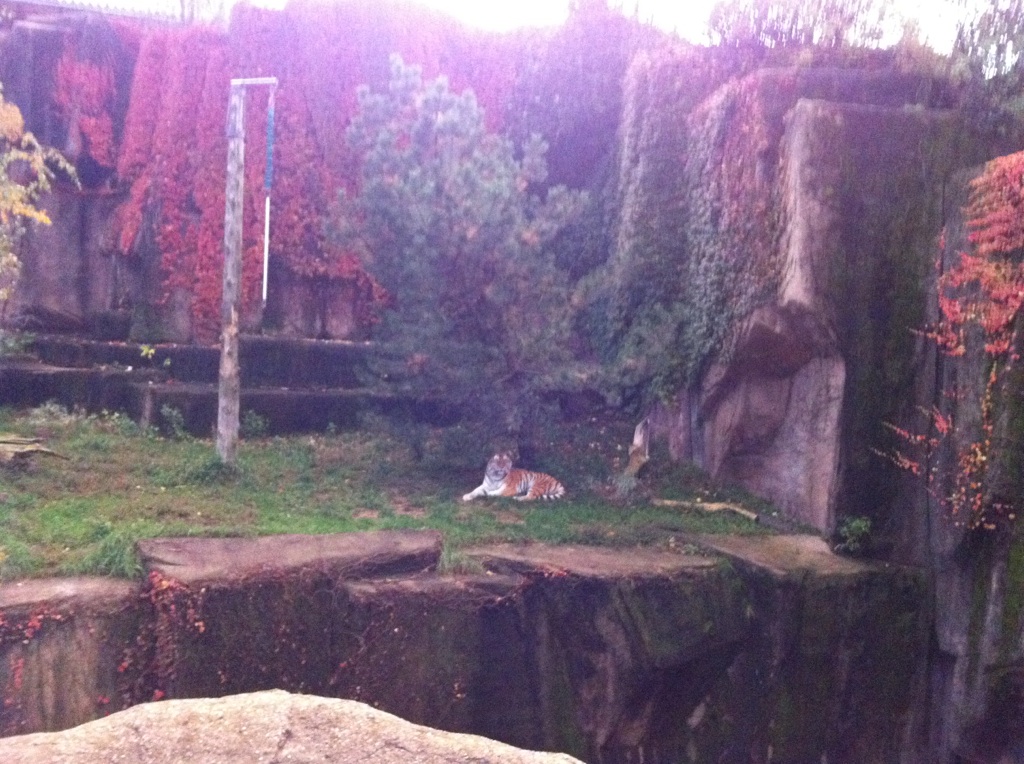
top-left (108, 5), bottom-right (522, 340)
top-left (116, 32), bottom-right (167, 182)
top-left (943, 159), bottom-right (1024, 356)
top-left (917, 152), bottom-right (1024, 529)
top-left (53, 40), bottom-right (117, 168)
top-left (966, 152), bottom-right (1024, 259)
top-left (946, 153), bottom-right (1024, 359)
top-left (126, 571), bottom-right (206, 703)
top-left (938, 247), bottom-right (1023, 357)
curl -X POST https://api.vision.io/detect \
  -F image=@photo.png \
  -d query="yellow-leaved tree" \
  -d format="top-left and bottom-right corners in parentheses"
top-left (0, 83), bottom-right (77, 340)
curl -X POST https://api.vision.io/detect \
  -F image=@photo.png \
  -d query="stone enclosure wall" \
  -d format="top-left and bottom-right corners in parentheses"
top-left (0, 1), bottom-right (640, 344)
top-left (0, 532), bottom-right (930, 764)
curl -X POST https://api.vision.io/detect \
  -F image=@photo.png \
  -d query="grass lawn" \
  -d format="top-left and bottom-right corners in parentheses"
top-left (0, 402), bottom-right (772, 580)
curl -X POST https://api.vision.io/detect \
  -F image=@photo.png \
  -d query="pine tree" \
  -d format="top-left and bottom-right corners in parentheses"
top-left (331, 55), bottom-right (587, 448)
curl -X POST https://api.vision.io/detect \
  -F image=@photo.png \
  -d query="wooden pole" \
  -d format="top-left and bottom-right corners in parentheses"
top-left (217, 83), bottom-right (245, 465)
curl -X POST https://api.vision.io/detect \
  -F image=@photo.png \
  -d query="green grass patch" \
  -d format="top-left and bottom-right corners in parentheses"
top-left (0, 404), bottom-right (771, 580)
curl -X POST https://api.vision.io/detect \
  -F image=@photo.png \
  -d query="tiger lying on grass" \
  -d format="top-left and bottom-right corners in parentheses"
top-left (462, 452), bottom-right (566, 501)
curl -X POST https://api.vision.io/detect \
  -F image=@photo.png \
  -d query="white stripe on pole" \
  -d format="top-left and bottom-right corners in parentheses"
top-left (262, 194), bottom-right (271, 304)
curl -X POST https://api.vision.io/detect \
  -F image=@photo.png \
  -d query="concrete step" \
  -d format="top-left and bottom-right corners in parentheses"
top-left (0, 359), bottom-right (455, 436)
top-left (133, 381), bottom-right (455, 436)
top-left (27, 334), bottom-right (371, 388)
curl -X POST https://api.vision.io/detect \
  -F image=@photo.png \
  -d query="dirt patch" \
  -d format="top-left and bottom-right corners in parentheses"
top-left (390, 495), bottom-right (428, 518)
top-left (395, 507), bottom-right (427, 518)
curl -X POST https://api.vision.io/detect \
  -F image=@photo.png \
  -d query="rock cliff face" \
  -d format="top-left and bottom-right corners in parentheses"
top-left (608, 62), bottom-right (1024, 762)
top-left (0, 532), bottom-right (929, 764)
top-left (890, 171), bottom-right (1024, 764)
top-left (619, 68), bottom-right (1008, 537)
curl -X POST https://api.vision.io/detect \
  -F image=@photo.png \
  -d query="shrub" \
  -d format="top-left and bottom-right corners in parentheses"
top-left (835, 516), bottom-right (872, 555)
top-left (160, 404), bottom-right (190, 440)
top-left (241, 409), bottom-right (270, 439)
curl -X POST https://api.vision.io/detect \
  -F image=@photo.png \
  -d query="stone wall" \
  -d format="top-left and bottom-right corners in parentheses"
top-left (0, 532), bottom-right (930, 763)
top-left (12, 188), bottom-right (126, 336)
top-left (895, 167), bottom-right (1024, 764)
top-left (0, 578), bottom-right (140, 735)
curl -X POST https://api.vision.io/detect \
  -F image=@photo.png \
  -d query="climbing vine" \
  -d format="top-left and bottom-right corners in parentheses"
top-left (189, 44), bottom-right (236, 343)
top-left (883, 152), bottom-right (1024, 530)
top-left (112, 27), bottom-right (258, 342)
top-left (103, 1), bottom-right (677, 345)
top-left (53, 39), bottom-right (117, 171)
top-left (936, 154), bottom-right (1024, 529)
top-left (945, 155), bottom-right (1024, 359)
top-left (113, 3), bottom-right (493, 341)
top-left (582, 48), bottom-right (790, 406)
top-left (0, 606), bottom-right (68, 734)
top-left (118, 571), bottom-right (205, 704)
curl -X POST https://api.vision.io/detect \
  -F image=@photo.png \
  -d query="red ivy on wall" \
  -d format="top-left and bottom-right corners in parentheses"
top-left (111, 1), bottom-right (523, 343)
top-left (153, 29), bottom-right (214, 311)
top-left (939, 154), bottom-right (1024, 528)
top-left (112, 27), bottom-right (236, 343)
top-left (53, 38), bottom-right (117, 169)
top-left (891, 153), bottom-right (1024, 530)
top-left (947, 155), bottom-right (1024, 357)
top-left (188, 42), bottom-right (235, 343)
top-left (114, 31), bottom-right (166, 254)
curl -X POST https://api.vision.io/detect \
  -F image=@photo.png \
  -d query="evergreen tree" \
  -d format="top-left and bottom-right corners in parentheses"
top-left (331, 55), bottom-right (587, 448)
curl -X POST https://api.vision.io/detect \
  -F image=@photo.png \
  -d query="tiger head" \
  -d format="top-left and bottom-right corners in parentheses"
top-left (485, 452), bottom-right (514, 481)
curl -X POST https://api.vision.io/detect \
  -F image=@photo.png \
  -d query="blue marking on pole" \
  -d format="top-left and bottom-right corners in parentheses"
top-left (265, 86), bottom-right (276, 191)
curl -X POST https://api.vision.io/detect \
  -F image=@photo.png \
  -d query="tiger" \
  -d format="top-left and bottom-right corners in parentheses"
top-left (462, 452), bottom-right (566, 501)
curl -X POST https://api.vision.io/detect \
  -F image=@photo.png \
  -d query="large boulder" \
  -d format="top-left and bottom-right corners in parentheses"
top-left (3, 689), bottom-right (582, 764)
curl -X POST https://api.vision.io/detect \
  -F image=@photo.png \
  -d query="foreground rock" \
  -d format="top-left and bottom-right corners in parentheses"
top-left (4, 689), bottom-right (581, 764)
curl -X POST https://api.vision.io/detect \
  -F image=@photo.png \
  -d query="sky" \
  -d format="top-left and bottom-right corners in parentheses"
top-left (130, 0), bottom-right (972, 52)
top-left (243, 0), bottom-right (685, 34)
top-left (248, 0), bottom-right (739, 37)
top-left (391, 0), bottom-right (967, 50)
top-left (407, 0), bottom-right (712, 37)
